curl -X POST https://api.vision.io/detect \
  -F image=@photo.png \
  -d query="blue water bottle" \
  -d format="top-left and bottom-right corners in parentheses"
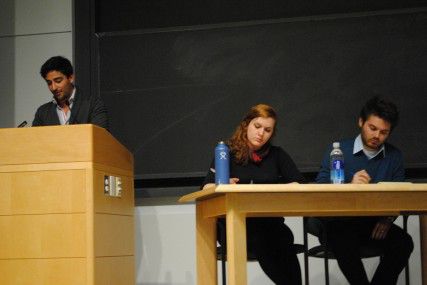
top-left (215, 141), bottom-right (230, 185)
top-left (330, 142), bottom-right (345, 184)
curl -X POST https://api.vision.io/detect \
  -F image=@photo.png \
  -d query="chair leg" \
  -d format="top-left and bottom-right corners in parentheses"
top-left (221, 254), bottom-right (226, 285)
top-left (324, 237), bottom-right (330, 285)
top-left (404, 254), bottom-right (410, 285)
top-left (324, 256), bottom-right (330, 285)
top-left (403, 215), bottom-right (410, 285)
top-left (303, 218), bottom-right (310, 285)
top-left (218, 221), bottom-right (227, 285)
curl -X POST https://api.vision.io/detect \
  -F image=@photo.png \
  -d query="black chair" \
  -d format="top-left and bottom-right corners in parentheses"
top-left (217, 221), bottom-right (305, 285)
top-left (303, 216), bottom-right (410, 285)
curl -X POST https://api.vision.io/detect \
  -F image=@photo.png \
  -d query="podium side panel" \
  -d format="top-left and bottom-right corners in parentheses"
top-left (0, 126), bottom-right (93, 165)
top-left (0, 258), bottom-right (86, 285)
top-left (94, 214), bottom-right (134, 256)
top-left (91, 165), bottom-right (134, 285)
top-left (92, 126), bottom-right (134, 171)
top-left (94, 256), bottom-right (135, 285)
top-left (0, 170), bottom-right (86, 215)
top-left (93, 169), bottom-right (134, 215)
top-left (0, 214), bottom-right (86, 258)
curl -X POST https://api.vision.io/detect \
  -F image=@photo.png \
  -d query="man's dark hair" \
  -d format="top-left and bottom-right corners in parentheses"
top-left (40, 56), bottom-right (73, 78)
top-left (359, 96), bottom-right (399, 130)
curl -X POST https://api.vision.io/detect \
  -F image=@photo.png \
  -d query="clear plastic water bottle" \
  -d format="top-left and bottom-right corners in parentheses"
top-left (330, 142), bottom-right (345, 184)
top-left (215, 141), bottom-right (229, 185)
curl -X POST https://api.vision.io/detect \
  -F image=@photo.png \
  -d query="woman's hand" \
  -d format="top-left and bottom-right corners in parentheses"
top-left (230, 178), bottom-right (240, 184)
top-left (202, 178), bottom-right (239, 189)
top-left (202, 183), bottom-right (215, 189)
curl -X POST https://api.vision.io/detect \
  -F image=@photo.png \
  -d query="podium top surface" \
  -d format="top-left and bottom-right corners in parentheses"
top-left (0, 124), bottom-right (133, 170)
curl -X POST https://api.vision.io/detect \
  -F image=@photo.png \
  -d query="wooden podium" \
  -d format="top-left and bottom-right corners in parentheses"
top-left (0, 125), bottom-right (134, 285)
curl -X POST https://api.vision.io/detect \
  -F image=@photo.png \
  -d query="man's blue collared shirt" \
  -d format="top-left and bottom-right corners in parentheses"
top-left (316, 136), bottom-right (405, 183)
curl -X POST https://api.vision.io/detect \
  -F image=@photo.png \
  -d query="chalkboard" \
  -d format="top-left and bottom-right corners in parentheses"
top-left (98, 11), bottom-right (427, 179)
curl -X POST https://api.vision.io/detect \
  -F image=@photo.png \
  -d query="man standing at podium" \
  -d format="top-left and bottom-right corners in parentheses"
top-left (32, 56), bottom-right (109, 130)
top-left (316, 96), bottom-right (414, 284)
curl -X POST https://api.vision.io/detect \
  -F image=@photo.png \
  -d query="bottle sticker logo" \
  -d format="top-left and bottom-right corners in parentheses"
top-left (220, 151), bottom-right (227, 160)
top-left (333, 160), bottom-right (343, 169)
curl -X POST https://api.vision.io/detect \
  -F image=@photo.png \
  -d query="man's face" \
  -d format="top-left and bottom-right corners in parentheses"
top-left (44, 70), bottom-right (74, 103)
top-left (359, 115), bottom-right (391, 151)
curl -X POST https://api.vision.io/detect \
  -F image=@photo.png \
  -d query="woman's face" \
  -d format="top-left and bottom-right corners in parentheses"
top-left (246, 116), bottom-right (275, 151)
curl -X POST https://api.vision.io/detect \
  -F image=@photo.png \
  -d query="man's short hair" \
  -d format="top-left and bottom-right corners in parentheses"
top-left (40, 56), bottom-right (73, 78)
top-left (359, 96), bottom-right (399, 130)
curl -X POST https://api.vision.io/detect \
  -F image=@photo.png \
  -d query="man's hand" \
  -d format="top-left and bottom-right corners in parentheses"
top-left (371, 218), bottom-right (392, 240)
top-left (351, 169), bottom-right (371, 184)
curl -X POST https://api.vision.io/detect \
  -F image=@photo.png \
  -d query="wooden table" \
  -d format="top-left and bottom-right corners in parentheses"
top-left (179, 183), bottom-right (427, 285)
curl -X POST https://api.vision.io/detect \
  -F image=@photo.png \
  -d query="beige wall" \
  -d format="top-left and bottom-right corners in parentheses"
top-left (0, 1), bottom-right (15, 127)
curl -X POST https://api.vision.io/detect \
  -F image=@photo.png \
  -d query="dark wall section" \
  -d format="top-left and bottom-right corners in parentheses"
top-left (95, 0), bottom-right (425, 32)
top-left (75, 1), bottom-right (427, 185)
top-left (73, 0), bottom-right (93, 97)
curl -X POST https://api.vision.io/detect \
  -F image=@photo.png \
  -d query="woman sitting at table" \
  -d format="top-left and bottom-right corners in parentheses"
top-left (202, 103), bottom-right (305, 285)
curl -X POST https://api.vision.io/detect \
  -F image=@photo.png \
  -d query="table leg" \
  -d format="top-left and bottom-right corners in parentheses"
top-left (421, 215), bottom-right (427, 285)
top-left (226, 208), bottom-right (247, 285)
top-left (196, 202), bottom-right (217, 285)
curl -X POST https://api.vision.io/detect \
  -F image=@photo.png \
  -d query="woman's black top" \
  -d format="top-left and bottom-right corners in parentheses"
top-left (202, 145), bottom-right (305, 186)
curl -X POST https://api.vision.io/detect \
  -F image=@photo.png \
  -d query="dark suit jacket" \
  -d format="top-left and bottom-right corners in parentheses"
top-left (32, 87), bottom-right (109, 130)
